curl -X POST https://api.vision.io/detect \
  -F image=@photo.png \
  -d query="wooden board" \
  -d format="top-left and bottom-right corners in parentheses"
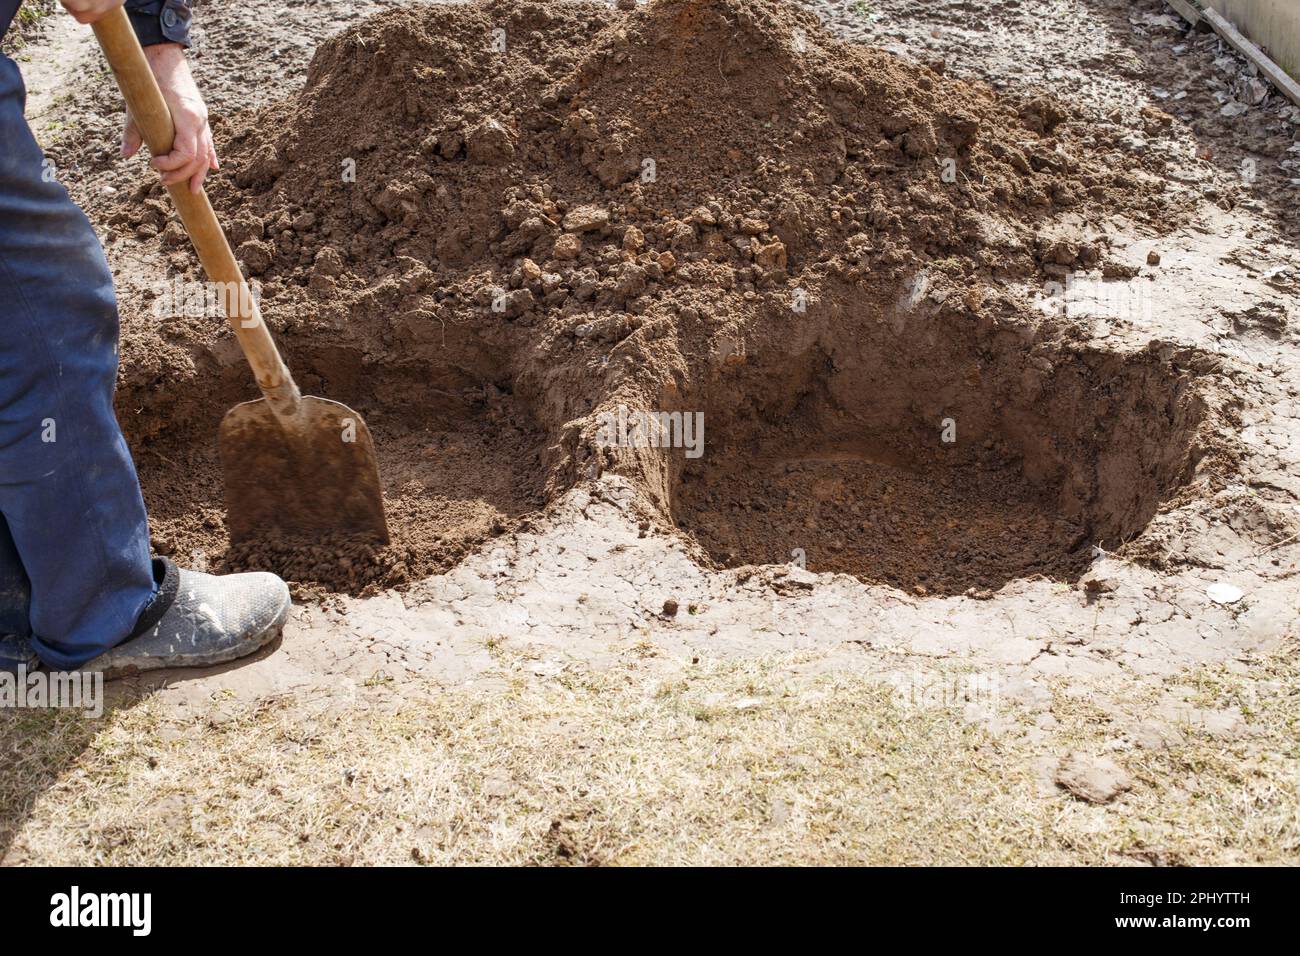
top-left (1204, 1), bottom-right (1300, 78)
top-left (1200, 6), bottom-right (1300, 107)
top-left (1166, 0), bottom-right (1203, 26)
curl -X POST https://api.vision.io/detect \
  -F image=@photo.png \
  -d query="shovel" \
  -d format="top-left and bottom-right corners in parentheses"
top-left (92, 8), bottom-right (389, 547)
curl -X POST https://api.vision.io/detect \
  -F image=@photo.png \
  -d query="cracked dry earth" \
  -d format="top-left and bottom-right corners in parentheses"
top-left (3, 0), bottom-right (1299, 865)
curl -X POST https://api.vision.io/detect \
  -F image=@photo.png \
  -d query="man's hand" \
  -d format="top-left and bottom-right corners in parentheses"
top-left (58, 0), bottom-right (126, 25)
top-left (121, 43), bottom-right (219, 195)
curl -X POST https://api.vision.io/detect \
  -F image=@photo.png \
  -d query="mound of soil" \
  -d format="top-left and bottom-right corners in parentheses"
top-left (215, 0), bottom-right (1164, 287)
top-left (114, 0), bottom-right (1210, 593)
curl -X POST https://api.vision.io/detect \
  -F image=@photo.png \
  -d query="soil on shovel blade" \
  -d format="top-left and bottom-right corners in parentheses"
top-left (107, 0), bottom-right (1219, 595)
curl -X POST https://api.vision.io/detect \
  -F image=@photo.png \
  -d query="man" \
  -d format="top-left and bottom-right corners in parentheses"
top-left (0, 0), bottom-right (290, 677)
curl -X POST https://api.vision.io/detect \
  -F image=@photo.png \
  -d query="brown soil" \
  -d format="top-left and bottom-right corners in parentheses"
top-left (679, 445), bottom-right (1091, 596)
top-left (141, 403), bottom-right (547, 599)
top-left (674, 321), bottom-right (1211, 593)
top-left (105, 0), bottom-right (1217, 593)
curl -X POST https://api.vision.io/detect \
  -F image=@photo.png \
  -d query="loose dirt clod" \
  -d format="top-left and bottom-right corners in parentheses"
top-left (1055, 752), bottom-right (1135, 804)
top-left (117, 0), bottom-right (1216, 592)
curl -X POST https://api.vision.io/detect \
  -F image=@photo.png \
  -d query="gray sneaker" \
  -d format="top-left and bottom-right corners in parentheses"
top-left (0, 632), bottom-right (39, 675)
top-left (83, 558), bottom-right (291, 679)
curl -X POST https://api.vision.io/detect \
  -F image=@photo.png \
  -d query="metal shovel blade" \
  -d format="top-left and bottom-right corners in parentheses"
top-left (218, 396), bottom-right (390, 548)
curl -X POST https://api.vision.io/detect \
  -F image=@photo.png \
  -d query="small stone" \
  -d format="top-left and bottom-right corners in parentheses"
top-left (1146, 249), bottom-right (1161, 266)
top-left (1081, 571), bottom-right (1118, 595)
top-left (553, 233), bottom-right (581, 260)
top-left (1206, 582), bottom-right (1244, 605)
top-left (562, 205), bottom-right (610, 233)
top-left (519, 257), bottom-right (543, 283)
top-left (1055, 752), bottom-right (1133, 804)
top-left (662, 598), bottom-right (679, 618)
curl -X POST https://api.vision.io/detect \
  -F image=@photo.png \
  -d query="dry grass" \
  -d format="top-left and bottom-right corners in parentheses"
top-left (2, 644), bottom-right (1297, 865)
top-left (1, 0), bottom-right (57, 55)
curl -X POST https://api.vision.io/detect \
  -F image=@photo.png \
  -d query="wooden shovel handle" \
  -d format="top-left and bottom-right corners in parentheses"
top-left (92, 6), bottom-right (301, 421)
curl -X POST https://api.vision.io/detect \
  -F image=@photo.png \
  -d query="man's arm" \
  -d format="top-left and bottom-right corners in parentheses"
top-left (60, 0), bottom-right (216, 193)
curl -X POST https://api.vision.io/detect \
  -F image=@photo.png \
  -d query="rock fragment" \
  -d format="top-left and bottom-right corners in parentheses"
top-left (1055, 752), bottom-right (1133, 804)
top-left (563, 205), bottom-right (610, 233)
top-left (1206, 582), bottom-right (1244, 605)
top-left (553, 233), bottom-right (581, 259)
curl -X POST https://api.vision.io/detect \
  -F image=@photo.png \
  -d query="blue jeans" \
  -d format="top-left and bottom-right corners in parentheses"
top-left (0, 53), bottom-right (156, 669)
